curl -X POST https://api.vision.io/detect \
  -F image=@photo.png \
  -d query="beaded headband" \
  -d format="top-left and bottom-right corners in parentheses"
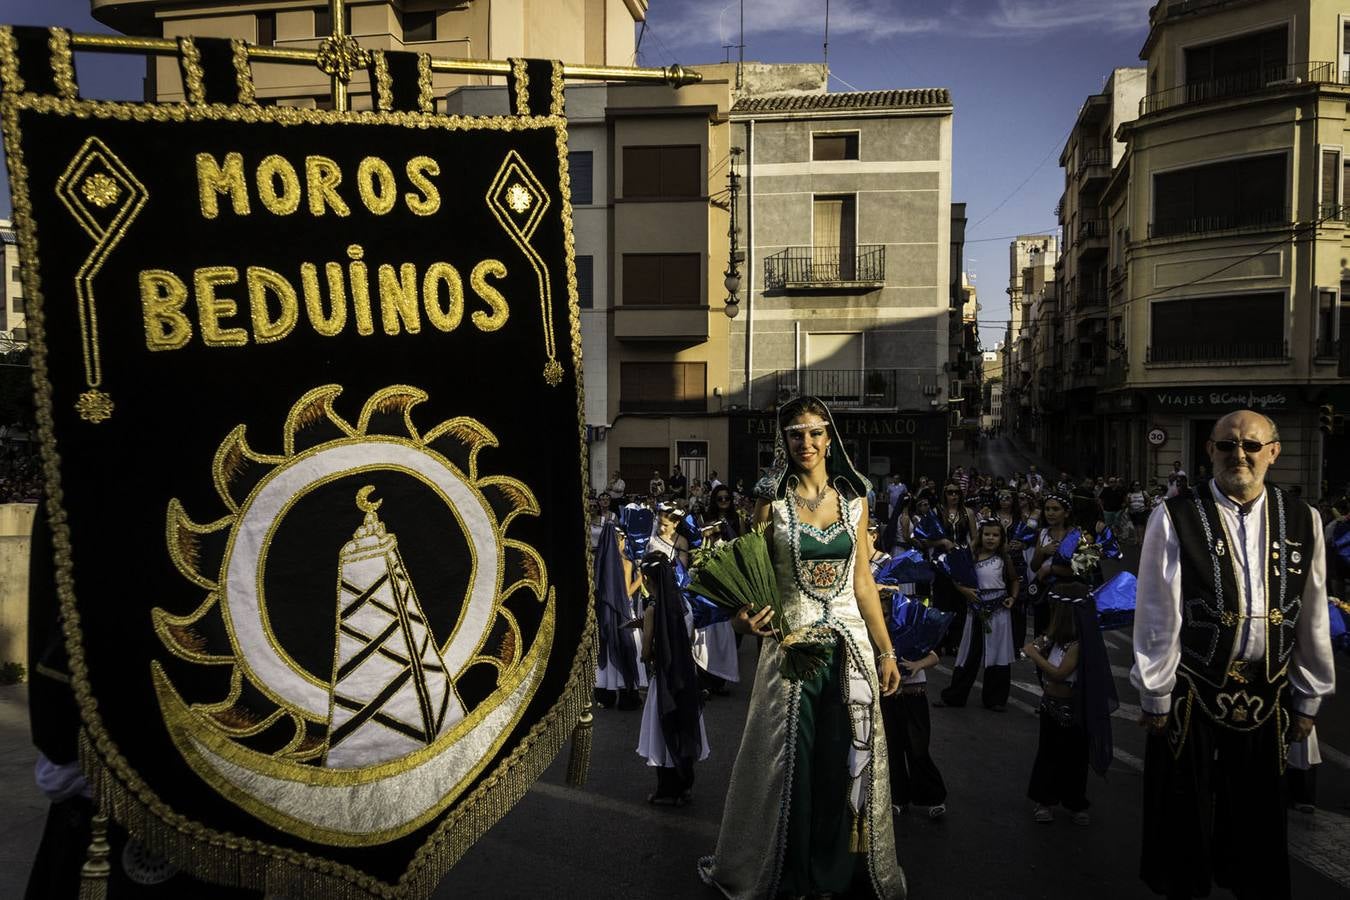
top-left (1044, 491), bottom-right (1073, 511)
top-left (783, 419), bottom-right (829, 432)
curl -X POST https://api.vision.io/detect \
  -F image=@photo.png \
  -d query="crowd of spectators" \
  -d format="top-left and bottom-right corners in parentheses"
top-left (0, 440), bottom-right (42, 503)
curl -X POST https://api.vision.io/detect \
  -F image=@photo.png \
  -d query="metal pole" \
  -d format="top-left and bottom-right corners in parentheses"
top-left (330, 0), bottom-right (347, 111)
top-left (65, 33), bottom-right (702, 88)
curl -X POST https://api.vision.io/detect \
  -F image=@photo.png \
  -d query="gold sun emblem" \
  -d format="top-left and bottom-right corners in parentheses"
top-left (80, 172), bottom-right (121, 208)
top-left (506, 183), bottom-right (533, 214)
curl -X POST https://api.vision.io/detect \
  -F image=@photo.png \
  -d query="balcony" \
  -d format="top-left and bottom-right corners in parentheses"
top-left (1078, 148), bottom-right (1111, 189)
top-left (1146, 339), bottom-right (1288, 366)
top-left (775, 368), bottom-right (900, 409)
top-left (1140, 61), bottom-right (1336, 116)
top-left (763, 245), bottom-right (886, 292)
top-left (613, 306), bottom-right (709, 343)
top-left (1054, 193), bottom-right (1065, 222)
top-left (1075, 285), bottom-right (1107, 309)
top-left (1318, 202), bottom-right (1347, 224)
top-left (1149, 206), bottom-right (1288, 240)
top-left (1077, 218), bottom-right (1108, 256)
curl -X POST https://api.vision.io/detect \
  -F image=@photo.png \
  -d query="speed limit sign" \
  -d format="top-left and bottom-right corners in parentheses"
top-left (1147, 426), bottom-right (1168, 447)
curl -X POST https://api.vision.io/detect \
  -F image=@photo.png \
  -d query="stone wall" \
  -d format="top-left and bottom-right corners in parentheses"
top-left (0, 504), bottom-right (34, 673)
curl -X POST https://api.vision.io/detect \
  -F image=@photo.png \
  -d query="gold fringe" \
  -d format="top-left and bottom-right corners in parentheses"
top-left (565, 701), bottom-right (593, 787)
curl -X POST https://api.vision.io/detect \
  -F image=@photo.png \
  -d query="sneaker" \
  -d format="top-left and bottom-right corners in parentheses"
top-left (927, 804), bottom-right (947, 819)
top-left (1071, 810), bottom-right (1090, 826)
top-left (1033, 805), bottom-right (1053, 824)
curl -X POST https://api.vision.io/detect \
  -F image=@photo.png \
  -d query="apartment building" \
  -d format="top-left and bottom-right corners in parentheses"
top-left (1053, 67), bottom-right (1144, 475)
top-left (727, 86), bottom-right (955, 486)
top-left (91, 0), bottom-right (645, 109)
top-left (1003, 235), bottom-right (1055, 438)
top-left (1099, 0), bottom-right (1350, 492)
top-left (0, 221), bottom-right (23, 341)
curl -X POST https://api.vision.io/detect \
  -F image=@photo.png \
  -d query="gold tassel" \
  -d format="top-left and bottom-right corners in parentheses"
top-left (848, 811), bottom-right (869, 854)
top-left (565, 701), bottom-right (593, 786)
top-left (78, 788), bottom-right (112, 900)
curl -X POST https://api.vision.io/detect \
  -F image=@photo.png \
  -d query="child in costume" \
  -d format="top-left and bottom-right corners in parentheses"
top-left (1023, 583), bottom-right (1117, 824)
top-left (938, 519), bottom-right (1019, 710)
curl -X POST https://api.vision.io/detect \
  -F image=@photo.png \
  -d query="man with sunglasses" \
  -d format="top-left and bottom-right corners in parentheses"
top-left (1131, 410), bottom-right (1334, 900)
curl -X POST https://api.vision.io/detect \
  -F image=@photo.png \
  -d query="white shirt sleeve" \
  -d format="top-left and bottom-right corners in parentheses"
top-left (1289, 506), bottom-right (1335, 716)
top-left (1131, 502), bottom-right (1183, 715)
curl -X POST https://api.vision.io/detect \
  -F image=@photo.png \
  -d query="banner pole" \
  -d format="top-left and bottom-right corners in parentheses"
top-left (64, 32), bottom-right (701, 88)
top-left (329, 0), bottom-right (348, 111)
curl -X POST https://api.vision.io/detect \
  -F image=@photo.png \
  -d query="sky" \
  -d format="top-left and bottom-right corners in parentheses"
top-left (0, 0), bottom-right (1154, 348)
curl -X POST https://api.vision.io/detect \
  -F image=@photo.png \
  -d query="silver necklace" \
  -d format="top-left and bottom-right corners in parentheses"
top-left (793, 485), bottom-right (833, 513)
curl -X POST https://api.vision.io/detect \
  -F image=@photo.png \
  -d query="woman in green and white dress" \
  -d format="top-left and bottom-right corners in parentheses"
top-left (698, 396), bottom-right (906, 899)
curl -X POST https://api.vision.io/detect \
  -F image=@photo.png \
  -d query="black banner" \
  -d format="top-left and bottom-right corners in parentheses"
top-left (3, 28), bottom-right (591, 897)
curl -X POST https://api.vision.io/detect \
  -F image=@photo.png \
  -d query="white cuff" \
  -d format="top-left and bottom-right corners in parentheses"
top-left (1292, 696), bottom-right (1322, 717)
top-left (1140, 693), bottom-right (1172, 715)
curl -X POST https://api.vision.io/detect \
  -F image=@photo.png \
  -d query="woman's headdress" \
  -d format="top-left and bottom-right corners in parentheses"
top-left (753, 396), bottom-right (871, 501)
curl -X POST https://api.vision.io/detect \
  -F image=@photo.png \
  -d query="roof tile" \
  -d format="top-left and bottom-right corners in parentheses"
top-left (731, 88), bottom-right (951, 113)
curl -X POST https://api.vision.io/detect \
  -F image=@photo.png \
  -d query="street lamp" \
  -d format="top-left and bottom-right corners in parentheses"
top-left (723, 267), bottom-right (740, 318)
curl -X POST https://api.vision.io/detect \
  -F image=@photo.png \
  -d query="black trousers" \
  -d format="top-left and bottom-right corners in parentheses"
top-left (880, 690), bottom-right (947, 807)
top-left (940, 625), bottom-right (1011, 708)
top-left (1027, 700), bottom-right (1089, 812)
top-left (1140, 714), bottom-right (1289, 900)
top-left (932, 573), bottom-right (965, 655)
top-left (654, 764), bottom-right (694, 800)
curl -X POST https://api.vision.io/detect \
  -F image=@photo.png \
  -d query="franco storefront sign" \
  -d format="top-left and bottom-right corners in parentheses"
top-left (1, 27), bottom-right (595, 898)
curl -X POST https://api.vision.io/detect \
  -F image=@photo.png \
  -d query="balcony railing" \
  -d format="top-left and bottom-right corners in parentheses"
top-left (1146, 340), bottom-right (1287, 364)
top-left (764, 245), bottom-right (885, 291)
top-left (1078, 218), bottom-right (1108, 239)
top-left (1318, 202), bottom-right (1347, 223)
top-left (1078, 147), bottom-right (1110, 171)
top-left (1076, 286), bottom-right (1107, 307)
top-left (775, 368), bottom-right (898, 409)
top-left (1149, 206), bottom-right (1288, 239)
top-left (1141, 61), bottom-right (1336, 116)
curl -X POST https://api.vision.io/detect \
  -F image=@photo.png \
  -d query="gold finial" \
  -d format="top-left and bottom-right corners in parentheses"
top-left (356, 484), bottom-right (382, 514)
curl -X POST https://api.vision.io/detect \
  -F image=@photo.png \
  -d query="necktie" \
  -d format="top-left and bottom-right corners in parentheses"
top-left (1235, 501), bottom-right (1255, 658)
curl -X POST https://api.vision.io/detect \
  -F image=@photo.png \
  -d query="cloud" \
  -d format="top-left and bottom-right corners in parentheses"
top-left (647, 0), bottom-right (1151, 51)
top-left (651, 0), bottom-right (941, 49)
top-left (978, 0), bottom-right (1154, 34)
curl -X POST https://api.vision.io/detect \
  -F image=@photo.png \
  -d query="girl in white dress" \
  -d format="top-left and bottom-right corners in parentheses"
top-left (937, 520), bottom-right (1019, 710)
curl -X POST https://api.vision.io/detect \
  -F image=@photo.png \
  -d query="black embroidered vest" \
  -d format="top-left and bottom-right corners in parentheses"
top-left (1165, 485), bottom-right (1311, 730)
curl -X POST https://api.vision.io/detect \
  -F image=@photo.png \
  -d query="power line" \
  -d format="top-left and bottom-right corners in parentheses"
top-left (968, 125), bottom-right (1073, 232)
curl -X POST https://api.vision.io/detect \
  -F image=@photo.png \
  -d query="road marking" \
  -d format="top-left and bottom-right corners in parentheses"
top-left (1289, 808), bottom-right (1350, 889)
top-left (529, 781), bottom-right (719, 839)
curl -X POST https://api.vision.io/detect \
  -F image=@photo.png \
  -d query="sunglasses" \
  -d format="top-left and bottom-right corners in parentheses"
top-left (1212, 439), bottom-right (1276, 454)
